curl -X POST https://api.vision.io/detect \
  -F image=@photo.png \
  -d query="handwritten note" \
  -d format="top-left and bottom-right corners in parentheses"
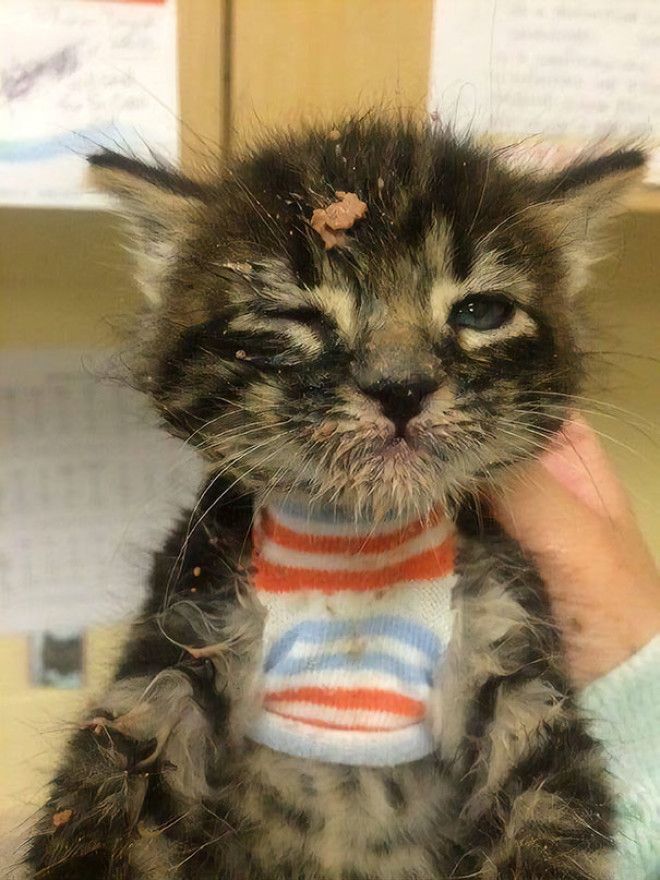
top-left (430, 0), bottom-right (660, 183)
top-left (0, 349), bottom-right (202, 634)
top-left (0, 0), bottom-right (177, 208)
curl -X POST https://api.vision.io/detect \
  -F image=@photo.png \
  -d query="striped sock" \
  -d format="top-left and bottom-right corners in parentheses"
top-left (246, 499), bottom-right (458, 766)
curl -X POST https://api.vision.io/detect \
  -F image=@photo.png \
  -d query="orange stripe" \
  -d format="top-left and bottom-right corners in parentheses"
top-left (267, 708), bottom-right (406, 733)
top-left (253, 535), bottom-right (455, 593)
top-left (264, 687), bottom-right (425, 718)
top-left (260, 507), bottom-right (445, 555)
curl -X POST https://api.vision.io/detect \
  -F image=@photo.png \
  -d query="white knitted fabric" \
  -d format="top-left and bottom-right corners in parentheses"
top-left (246, 500), bottom-right (458, 766)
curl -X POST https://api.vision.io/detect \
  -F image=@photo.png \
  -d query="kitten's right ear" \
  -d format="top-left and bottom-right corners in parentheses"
top-left (88, 150), bottom-right (208, 303)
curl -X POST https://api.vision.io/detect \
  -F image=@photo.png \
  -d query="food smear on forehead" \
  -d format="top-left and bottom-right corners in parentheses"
top-left (310, 191), bottom-right (368, 250)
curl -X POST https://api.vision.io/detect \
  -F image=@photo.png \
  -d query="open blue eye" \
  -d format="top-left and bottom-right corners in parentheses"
top-left (449, 293), bottom-right (515, 331)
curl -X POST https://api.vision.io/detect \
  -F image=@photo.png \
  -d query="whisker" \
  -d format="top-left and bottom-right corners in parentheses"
top-left (518, 390), bottom-right (658, 431)
top-left (162, 432), bottom-right (292, 608)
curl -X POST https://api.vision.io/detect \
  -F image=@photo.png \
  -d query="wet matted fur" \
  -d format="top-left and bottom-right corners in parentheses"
top-left (24, 115), bottom-right (644, 879)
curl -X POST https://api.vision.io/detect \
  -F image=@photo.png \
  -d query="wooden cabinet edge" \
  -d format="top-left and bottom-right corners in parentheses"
top-left (177, 0), bottom-right (228, 176)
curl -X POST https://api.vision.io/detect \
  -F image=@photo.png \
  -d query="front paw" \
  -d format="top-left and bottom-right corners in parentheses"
top-left (478, 850), bottom-right (613, 880)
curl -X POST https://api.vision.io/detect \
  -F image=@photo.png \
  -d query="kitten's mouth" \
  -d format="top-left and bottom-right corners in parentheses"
top-left (371, 423), bottom-right (450, 464)
top-left (382, 434), bottom-right (411, 451)
top-left (376, 433), bottom-right (419, 461)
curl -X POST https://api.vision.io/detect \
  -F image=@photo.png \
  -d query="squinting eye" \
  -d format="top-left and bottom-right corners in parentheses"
top-left (448, 293), bottom-right (515, 331)
top-left (276, 307), bottom-right (322, 322)
top-left (274, 306), bottom-right (326, 327)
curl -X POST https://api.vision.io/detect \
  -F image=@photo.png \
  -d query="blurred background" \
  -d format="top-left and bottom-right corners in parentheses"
top-left (1, 0), bottom-right (658, 860)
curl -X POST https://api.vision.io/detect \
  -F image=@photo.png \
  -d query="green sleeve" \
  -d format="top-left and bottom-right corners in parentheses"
top-left (580, 636), bottom-right (660, 880)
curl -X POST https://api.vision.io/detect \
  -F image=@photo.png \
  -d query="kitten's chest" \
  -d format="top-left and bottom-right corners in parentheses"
top-left (230, 746), bottom-right (461, 880)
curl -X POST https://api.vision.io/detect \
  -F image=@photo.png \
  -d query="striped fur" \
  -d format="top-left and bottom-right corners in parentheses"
top-left (23, 116), bottom-right (645, 878)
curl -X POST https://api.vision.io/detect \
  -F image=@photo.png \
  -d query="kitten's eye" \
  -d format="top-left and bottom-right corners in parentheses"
top-left (274, 306), bottom-right (326, 326)
top-left (448, 293), bottom-right (515, 331)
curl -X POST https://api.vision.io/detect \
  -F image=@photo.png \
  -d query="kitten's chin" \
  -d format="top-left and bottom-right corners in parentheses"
top-left (374, 435), bottom-right (418, 462)
top-left (373, 430), bottom-right (450, 461)
top-left (320, 445), bottom-right (455, 520)
top-left (246, 426), bottom-right (470, 520)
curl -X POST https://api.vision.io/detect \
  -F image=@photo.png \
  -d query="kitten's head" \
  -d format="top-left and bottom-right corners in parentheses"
top-left (90, 116), bottom-right (644, 518)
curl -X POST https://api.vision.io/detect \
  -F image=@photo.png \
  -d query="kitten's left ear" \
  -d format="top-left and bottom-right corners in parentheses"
top-left (88, 150), bottom-right (208, 303)
top-left (537, 146), bottom-right (646, 290)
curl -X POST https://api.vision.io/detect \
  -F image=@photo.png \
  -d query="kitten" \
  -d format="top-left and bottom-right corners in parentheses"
top-left (25, 115), bottom-right (644, 879)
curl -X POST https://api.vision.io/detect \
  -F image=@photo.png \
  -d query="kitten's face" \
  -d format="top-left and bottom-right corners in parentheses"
top-left (92, 119), bottom-right (643, 517)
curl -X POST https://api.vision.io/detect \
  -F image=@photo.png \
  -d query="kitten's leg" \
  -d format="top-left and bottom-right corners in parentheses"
top-left (25, 489), bottom-right (257, 877)
top-left (463, 698), bottom-right (614, 880)
top-left (25, 594), bottom-right (261, 878)
top-left (446, 532), bottom-right (615, 880)
top-left (25, 666), bottom-right (218, 879)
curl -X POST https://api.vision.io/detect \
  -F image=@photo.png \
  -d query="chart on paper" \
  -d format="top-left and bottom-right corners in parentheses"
top-left (0, 349), bottom-right (202, 634)
top-left (429, 0), bottom-right (660, 185)
top-left (0, 0), bottom-right (178, 208)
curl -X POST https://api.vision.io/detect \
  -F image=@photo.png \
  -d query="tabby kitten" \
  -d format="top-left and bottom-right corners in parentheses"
top-left (26, 116), bottom-right (644, 880)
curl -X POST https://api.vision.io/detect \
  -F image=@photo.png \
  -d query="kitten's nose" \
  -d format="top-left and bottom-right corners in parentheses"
top-left (359, 377), bottom-right (439, 434)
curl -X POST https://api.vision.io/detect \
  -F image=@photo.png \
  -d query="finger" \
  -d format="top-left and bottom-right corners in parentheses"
top-left (492, 460), bottom-right (625, 594)
top-left (491, 424), bottom-right (660, 684)
top-left (539, 415), bottom-right (633, 524)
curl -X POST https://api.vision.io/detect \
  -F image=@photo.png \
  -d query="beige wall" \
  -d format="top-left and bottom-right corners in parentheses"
top-left (231, 0), bottom-right (434, 142)
top-left (0, 209), bottom-right (140, 349)
top-left (587, 212), bottom-right (660, 552)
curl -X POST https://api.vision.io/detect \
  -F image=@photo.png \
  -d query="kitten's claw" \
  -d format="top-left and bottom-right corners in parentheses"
top-left (79, 669), bottom-right (208, 777)
top-left (82, 714), bottom-right (161, 769)
top-left (185, 643), bottom-right (223, 660)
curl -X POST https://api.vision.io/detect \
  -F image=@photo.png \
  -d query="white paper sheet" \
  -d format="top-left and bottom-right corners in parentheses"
top-left (429, 0), bottom-right (660, 184)
top-left (0, 349), bottom-right (203, 634)
top-left (0, 0), bottom-right (178, 208)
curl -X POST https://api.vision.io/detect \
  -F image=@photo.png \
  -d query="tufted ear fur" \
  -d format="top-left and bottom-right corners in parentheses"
top-left (537, 146), bottom-right (646, 291)
top-left (88, 151), bottom-right (208, 303)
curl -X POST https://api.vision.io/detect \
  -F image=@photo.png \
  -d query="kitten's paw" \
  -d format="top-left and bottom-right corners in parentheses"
top-left (81, 667), bottom-right (220, 785)
top-left (81, 714), bottom-right (160, 770)
top-left (26, 669), bottom-right (221, 876)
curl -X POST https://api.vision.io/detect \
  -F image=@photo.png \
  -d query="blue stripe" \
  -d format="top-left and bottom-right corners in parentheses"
top-left (272, 500), bottom-right (404, 525)
top-left (271, 650), bottom-right (434, 685)
top-left (0, 125), bottom-right (148, 163)
top-left (264, 616), bottom-right (442, 671)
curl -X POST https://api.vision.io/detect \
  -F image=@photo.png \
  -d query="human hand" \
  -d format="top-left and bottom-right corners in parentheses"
top-left (491, 416), bottom-right (660, 687)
